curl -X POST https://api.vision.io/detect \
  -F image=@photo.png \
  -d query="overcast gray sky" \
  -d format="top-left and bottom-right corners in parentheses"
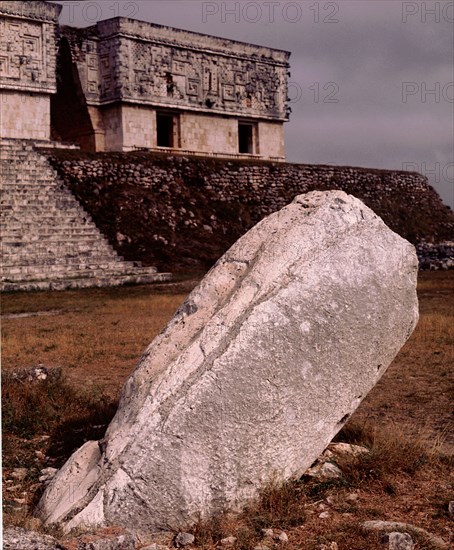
top-left (53, 0), bottom-right (454, 208)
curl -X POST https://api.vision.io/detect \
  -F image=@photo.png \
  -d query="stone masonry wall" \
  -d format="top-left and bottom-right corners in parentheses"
top-left (0, 91), bottom-right (50, 140)
top-left (45, 151), bottom-right (454, 272)
top-left (0, 1), bottom-right (61, 140)
top-left (0, 1), bottom-right (61, 94)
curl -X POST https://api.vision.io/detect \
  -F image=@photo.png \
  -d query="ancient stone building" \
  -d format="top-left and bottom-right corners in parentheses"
top-left (54, 19), bottom-right (290, 159)
top-left (0, 1), bottom-right (172, 291)
top-left (0, 1), bottom-right (291, 160)
top-left (0, 1), bottom-right (61, 140)
top-left (0, 0), bottom-right (291, 291)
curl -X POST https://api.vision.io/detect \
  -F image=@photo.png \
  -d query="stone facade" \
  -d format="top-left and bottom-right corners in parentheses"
top-left (0, 91), bottom-right (50, 139)
top-left (55, 17), bottom-right (290, 158)
top-left (0, 1), bottom-right (61, 140)
top-left (1, 2), bottom-right (289, 158)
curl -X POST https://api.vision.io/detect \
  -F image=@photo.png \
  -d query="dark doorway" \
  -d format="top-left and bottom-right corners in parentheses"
top-left (51, 37), bottom-right (95, 150)
top-left (238, 122), bottom-right (254, 154)
top-left (156, 112), bottom-right (175, 147)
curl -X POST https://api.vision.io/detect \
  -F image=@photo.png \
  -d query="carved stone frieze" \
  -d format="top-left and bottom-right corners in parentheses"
top-left (0, 1), bottom-right (61, 93)
top-left (62, 18), bottom-right (290, 121)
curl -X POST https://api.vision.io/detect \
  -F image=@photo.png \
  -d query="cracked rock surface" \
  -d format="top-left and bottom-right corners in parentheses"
top-left (37, 190), bottom-right (419, 532)
top-left (2, 527), bottom-right (66, 550)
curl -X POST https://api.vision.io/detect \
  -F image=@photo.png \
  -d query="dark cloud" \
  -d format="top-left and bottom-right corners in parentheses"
top-left (52, 1), bottom-right (454, 207)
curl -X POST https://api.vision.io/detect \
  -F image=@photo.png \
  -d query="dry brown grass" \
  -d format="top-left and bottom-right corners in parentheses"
top-left (191, 479), bottom-right (309, 550)
top-left (1, 272), bottom-right (453, 548)
top-left (417, 271), bottom-right (454, 291)
top-left (1, 286), bottom-right (186, 396)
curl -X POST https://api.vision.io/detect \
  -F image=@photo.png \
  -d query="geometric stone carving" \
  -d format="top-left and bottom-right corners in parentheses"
top-left (0, 1), bottom-right (61, 93)
top-left (62, 18), bottom-right (290, 121)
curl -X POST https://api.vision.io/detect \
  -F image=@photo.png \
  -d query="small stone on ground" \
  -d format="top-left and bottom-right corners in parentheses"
top-left (385, 532), bottom-right (414, 550)
top-left (174, 532), bottom-right (195, 547)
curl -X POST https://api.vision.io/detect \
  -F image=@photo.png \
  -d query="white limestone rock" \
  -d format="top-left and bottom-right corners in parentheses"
top-left (40, 440), bottom-right (101, 526)
top-left (387, 532), bottom-right (415, 550)
top-left (37, 190), bottom-right (419, 532)
top-left (2, 527), bottom-right (64, 550)
top-left (174, 532), bottom-right (195, 547)
top-left (220, 536), bottom-right (237, 547)
top-left (277, 531), bottom-right (289, 543)
top-left (305, 461), bottom-right (343, 481)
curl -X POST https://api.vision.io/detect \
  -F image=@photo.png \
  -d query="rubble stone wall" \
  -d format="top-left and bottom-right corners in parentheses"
top-left (45, 150), bottom-right (454, 272)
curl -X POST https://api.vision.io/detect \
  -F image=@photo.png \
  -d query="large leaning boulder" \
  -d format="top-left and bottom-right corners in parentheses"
top-left (37, 190), bottom-right (419, 532)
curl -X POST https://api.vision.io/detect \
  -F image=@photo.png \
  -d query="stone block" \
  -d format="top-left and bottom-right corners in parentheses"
top-left (38, 190), bottom-right (419, 532)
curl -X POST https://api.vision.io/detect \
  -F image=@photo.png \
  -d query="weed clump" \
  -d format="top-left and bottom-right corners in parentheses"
top-left (334, 420), bottom-right (444, 485)
top-left (1, 369), bottom-right (117, 467)
top-left (243, 479), bottom-right (307, 532)
top-left (191, 479), bottom-right (307, 549)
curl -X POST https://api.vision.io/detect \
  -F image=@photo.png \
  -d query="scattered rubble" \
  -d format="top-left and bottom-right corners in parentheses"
top-left (416, 241), bottom-right (454, 270)
top-left (362, 520), bottom-right (449, 549)
top-left (2, 527), bottom-right (66, 550)
top-left (174, 532), bottom-right (195, 547)
top-left (5, 364), bottom-right (62, 384)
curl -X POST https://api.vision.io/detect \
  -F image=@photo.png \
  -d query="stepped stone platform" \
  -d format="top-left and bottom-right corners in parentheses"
top-left (0, 140), bottom-right (171, 291)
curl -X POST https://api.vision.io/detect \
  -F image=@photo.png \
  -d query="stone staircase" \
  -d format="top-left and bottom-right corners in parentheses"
top-left (0, 140), bottom-right (171, 291)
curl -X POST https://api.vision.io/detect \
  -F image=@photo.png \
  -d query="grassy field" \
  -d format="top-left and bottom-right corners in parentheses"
top-left (1, 272), bottom-right (453, 549)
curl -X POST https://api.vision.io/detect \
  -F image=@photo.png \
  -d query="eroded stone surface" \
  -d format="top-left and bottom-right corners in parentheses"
top-left (387, 532), bottom-right (414, 550)
top-left (2, 527), bottom-right (66, 550)
top-left (38, 190), bottom-right (419, 532)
